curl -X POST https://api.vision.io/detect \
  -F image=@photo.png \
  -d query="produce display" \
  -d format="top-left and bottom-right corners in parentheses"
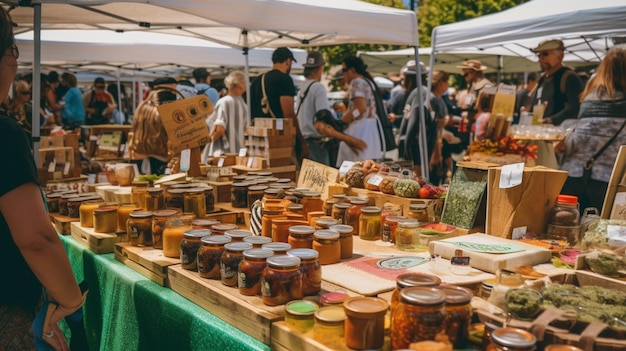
top-left (468, 136), bottom-right (538, 160)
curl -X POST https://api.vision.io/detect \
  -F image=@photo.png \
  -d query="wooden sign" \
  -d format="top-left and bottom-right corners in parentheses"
top-left (297, 159), bottom-right (339, 200)
top-left (157, 95), bottom-right (213, 153)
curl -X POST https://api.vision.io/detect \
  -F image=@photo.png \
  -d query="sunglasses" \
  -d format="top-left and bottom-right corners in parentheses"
top-left (95, 85), bottom-right (106, 89)
top-left (537, 51), bottom-right (551, 58)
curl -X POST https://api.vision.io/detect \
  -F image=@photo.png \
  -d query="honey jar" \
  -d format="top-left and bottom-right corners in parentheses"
top-left (180, 229), bottom-right (211, 270)
top-left (224, 229), bottom-right (252, 242)
top-left (130, 181), bottom-right (149, 209)
top-left (116, 203), bottom-right (138, 231)
top-left (487, 328), bottom-right (536, 351)
top-left (260, 255), bottom-right (303, 306)
top-left (343, 297), bottom-right (388, 350)
top-left (358, 206), bottom-right (382, 240)
top-left (243, 235), bottom-right (272, 248)
top-left (391, 287), bottom-right (447, 349)
top-left (211, 223), bottom-right (238, 236)
top-left (145, 187), bottom-right (165, 211)
top-left (287, 225), bottom-right (315, 249)
top-left (329, 224), bottom-right (354, 259)
top-left (151, 209), bottom-right (179, 249)
top-left (221, 242), bottom-right (253, 286)
top-left (238, 248), bottom-right (274, 296)
top-left (197, 235), bottom-right (231, 279)
top-left (79, 199), bottom-right (105, 227)
top-left (285, 300), bottom-right (318, 333)
top-left (287, 248), bottom-right (321, 296)
top-left (162, 215), bottom-right (193, 258)
top-left (184, 188), bottom-right (206, 219)
top-left (391, 273), bottom-right (441, 314)
top-left (93, 206), bottom-right (118, 233)
top-left (127, 211), bottom-right (153, 246)
top-left (313, 230), bottom-right (340, 265)
top-left (313, 307), bottom-right (346, 348)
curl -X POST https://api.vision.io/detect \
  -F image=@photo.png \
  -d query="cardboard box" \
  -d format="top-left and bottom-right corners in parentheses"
top-left (604, 146), bottom-right (626, 219)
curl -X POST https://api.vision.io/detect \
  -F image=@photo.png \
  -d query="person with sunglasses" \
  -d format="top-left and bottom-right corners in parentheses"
top-left (82, 77), bottom-right (117, 125)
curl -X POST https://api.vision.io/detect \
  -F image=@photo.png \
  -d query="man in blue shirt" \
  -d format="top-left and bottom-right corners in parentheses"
top-left (193, 67), bottom-right (219, 106)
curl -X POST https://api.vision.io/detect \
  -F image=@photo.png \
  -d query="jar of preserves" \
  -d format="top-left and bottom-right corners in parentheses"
top-left (225, 229), bottom-right (252, 242)
top-left (261, 210), bottom-right (285, 238)
top-left (243, 235), bottom-right (272, 248)
top-left (382, 215), bottom-right (406, 243)
top-left (59, 194), bottom-right (79, 216)
top-left (130, 181), bottom-right (149, 209)
top-left (332, 194), bottom-right (350, 203)
top-left (263, 188), bottom-right (284, 202)
top-left (67, 197), bottom-right (87, 218)
top-left (286, 203), bottom-right (304, 215)
top-left (127, 211), bottom-right (153, 246)
top-left (221, 242), bottom-right (252, 286)
top-left (546, 194), bottom-right (580, 246)
top-left (320, 291), bottom-right (349, 307)
top-left (145, 187), bottom-right (165, 211)
top-left (46, 193), bottom-right (63, 213)
top-left (329, 224), bottom-right (353, 259)
top-left (288, 225), bottom-right (315, 249)
top-left (381, 203), bottom-right (402, 224)
top-left (271, 219), bottom-right (292, 243)
top-left (407, 203), bottom-right (430, 223)
top-left (314, 217), bottom-right (338, 230)
top-left (323, 199), bottom-right (337, 217)
top-left (179, 229), bottom-right (210, 270)
top-left (331, 203), bottom-right (350, 225)
top-left (287, 248), bottom-right (321, 296)
top-left (391, 273), bottom-right (441, 314)
top-left (260, 255), bottom-right (303, 306)
top-left (117, 203), bottom-right (138, 231)
top-left (192, 219), bottom-right (219, 230)
top-left (184, 188), bottom-right (206, 219)
top-left (197, 235), bottom-right (232, 279)
top-left (231, 182), bottom-right (250, 208)
top-left (232, 175), bottom-right (247, 182)
top-left (307, 211), bottom-right (326, 227)
top-left (544, 346), bottom-right (583, 351)
top-left (285, 300), bottom-right (318, 333)
top-left (396, 220), bottom-right (424, 252)
top-left (247, 185), bottom-right (267, 208)
top-left (238, 248), bottom-right (273, 296)
top-left (436, 284), bottom-right (473, 349)
top-left (301, 191), bottom-right (323, 215)
top-left (79, 199), bottom-right (105, 227)
top-left (358, 206), bottom-right (382, 240)
top-left (313, 230), bottom-right (341, 265)
top-left (151, 209), bottom-right (179, 249)
top-left (345, 198), bottom-right (368, 230)
top-left (391, 287), bottom-right (447, 349)
top-left (165, 188), bottom-right (186, 209)
top-left (262, 242), bottom-right (292, 256)
top-left (203, 187), bottom-right (215, 213)
top-left (162, 215), bottom-right (193, 258)
top-left (487, 327), bottom-right (536, 351)
top-left (313, 306), bottom-right (346, 348)
top-left (93, 206), bottom-right (118, 233)
top-left (211, 223), bottom-right (238, 236)
top-left (343, 297), bottom-right (388, 350)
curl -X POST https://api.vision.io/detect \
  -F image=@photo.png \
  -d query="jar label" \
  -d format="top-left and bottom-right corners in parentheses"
top-left (367, 175), bottom-right (383, 186)
top-left (220, 261), bottom-right (236, 279)
top-left (238, 272), bottom-right (247, 288)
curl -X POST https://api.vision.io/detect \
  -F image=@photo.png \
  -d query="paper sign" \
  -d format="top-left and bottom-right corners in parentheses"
top-left (63, 162), bottom-right (70, 175)
top-left (252, 158), bottom-right (258, 168)
top-left (213, 150), bottom-right (222, 158)
top-left (158, 95), bottom-right (213, 153)
top-left (87, 174), bottom-right (96, 184)
top-left (367, 175), bottom-right (383, 186)
top-left (511, 226), bottom-right (527, 240)
top-left (48, 159), bottom-right (56, 173)
top-left (180, 149), bottom-right (191, 172)
top-left (247, 157), bottom-right (254, 168)
top-left (297, 159), bottom-right (340, 200)
top-left (276, 119), bottom-right (283, 131)
top-left (239, 148), bottom-right (247, 157)
top-left (338, 161), bottom-right (355, 176)
top-left (607, 224), bottom-right (626, 247)
top-left (217, 158), bottom-right (225, 167)
top-left (499, 163), bottom-right (524, 189)
top-left (609, 192), bottom-right (626, 219)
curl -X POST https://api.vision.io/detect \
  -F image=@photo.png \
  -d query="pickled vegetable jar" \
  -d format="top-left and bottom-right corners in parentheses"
top-left (203, 187), bottom-right (215, 213)
top-left (59, 194), bottom-right (79, 216)
top-left (220, 242), bottom-right (252, 286)
top-left (180, 229), bottom-right (210, 270)
top-left (487, 327), bottom-right (536, 351)
top-left (437, 284), bottom-right (473, 349)
top-left (287, 225), bottom-right (315, 249)
top-left (331, 203), bottom-right (350, 225)
top-left (162, 215), bottom-right (193, 258)
top-left (285, 300), bottom-right (318, 333)
top-left (407, 203), bottom-right (429, 223)
top-left (323, 199), bottom-right (337, 217)
top-left (395, 220), bottom-right (423, 251)
top-left (358, 206), bottom-right (382, 240)
top-left (151, 209), bottom-right (179, 249)
top-left (231, 182), bottom-right (250, 208)
top-left (238, 248), bottom-right (273, 296)
top-left (345, 198), bottom-right (368, 231)
top-left (313, 230), bottom-right (341, 265)
top-left (260, 255), bottom-right (303, 306)
top-left (145, 187), bottom-right (165, 211)
top-left (80, 199), bottom-right (105, 228)
top-left (197, 235), bottom-right (231, 279)
top-left (382, 215), bottom-right (406, 243)
top-left (287, 248), bottom-right (321, 296)
top-left (127, 211), bottom-right (153, 246)
top-left (184, 188), bottom-right (206, 219)
top-left (192, 219), bottom-right (219, 230)
top-left (343, 297), bottom-right (388, 350)
top-left (391, 287), bottom-right (446, 349)
top-left (391, 273), bottom-right (442, 314)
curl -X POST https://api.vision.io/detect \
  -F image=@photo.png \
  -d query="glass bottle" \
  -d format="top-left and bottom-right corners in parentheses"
top-left (313, 230), bottom-right (341, 265)
top-left (260, 255), bottom-right (303, 306)
top-left (358, 206), bottom-right (382, 240)
top-left (220, 242), bottom-right (253, 286)
top-left (437, 284), bottom-right (473, 349)
top-left (151, 209), bottom-right (179, 249)
top-left (285, 300), bottom-right (318, 334)
top-left (180, 229), bottom-right (211, 270)
top-left (287, 248), bottom-right (321, 296)
top-left (329, 224), bottom-right (353, 259)
top-left (288, 225), bottom-right (316, 249)
top-left (345, 198), bottom-right (368, 231)
top-left (313, 307), bottom-right (346, 348)
top-left (145, 187), bottom-right (165, 211)
top-left (197, 235), bottom-right (231, 279)
top-left (127, 211), bottom-right (153, 246)
top-left (238, 248), bottom-right (273, 296)
top-left (391, 287), bottom-right (447, 350)
top-left (395, 220), bottom-right (423, 252)
top-left (487, 327), bottom-right (536, 351)
top-left (331, 202), bottom-right (350, 225)
top-left (546, 194), bottom-right (580, 246)
top-left (162, 215), bottom-right (193, 258)
top-left (343, 297), bottom-right (388, 350)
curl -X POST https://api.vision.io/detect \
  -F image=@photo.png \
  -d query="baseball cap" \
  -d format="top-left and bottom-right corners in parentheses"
top-left (531, 39), bottom-right (565, 52)
top-left (303, 51), bottom-right (325, 68)
top-left (272, 47), bottom-right (297, 64)
top-left (402, 60), bottom-right (429, 75)
top-left (456, 60), bottom-right (487, 71)
top-left (153, 77), bottom-right (177, 86)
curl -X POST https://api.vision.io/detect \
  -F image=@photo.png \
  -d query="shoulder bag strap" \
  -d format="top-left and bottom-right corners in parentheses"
top-left (295, 81), bottom-right (317, 117)
top-left (585, 119), bottom-right (626, 170)
top-left (261, 73), bottom-right (277, 118)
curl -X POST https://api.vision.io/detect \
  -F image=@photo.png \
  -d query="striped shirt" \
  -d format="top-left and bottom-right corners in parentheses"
top-left (207, 95), bottom-right (249, 154)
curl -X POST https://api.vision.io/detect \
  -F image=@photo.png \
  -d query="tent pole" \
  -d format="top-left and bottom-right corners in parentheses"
top-left (116, 68), bottom-right (122, 124)
top-left (497, 55), bottom-right (503, 84)
top-left (242, 30), bottom-right (251, 122)
top-left (32, 3), bottom-right (42, 167)
top-left (414, 46), bottom-right (429, 180)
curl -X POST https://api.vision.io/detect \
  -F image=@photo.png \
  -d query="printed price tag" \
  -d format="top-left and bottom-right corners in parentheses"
top-left (239, 148), bottom-right (247, 157)
top-left (180, 149), bottom-right (191, 172)
top-left (499, 163), bottom-right (524, 189)
top-left (213, 150), bottom-right (222, 158)
top-left (63, 162), bottom-right (70, 175)
top-left (367, 175), bottom-right (383, 186)
top-left (275, 119), bottom-right (283, 131)
top-left (48, 159), bottom-right (56, 173)
top-left (87, 174), bottom-right (96, 184)
top-left (338, 161), bottom-right (355, 176)
top-left (247, 158), bottom-right (254, 168)
top-left (511, 226), bottom-right (527, 240)
top-left (217, 158), bottom-right (225, 167)
top-left (450, 256), bottom-right (471, 266)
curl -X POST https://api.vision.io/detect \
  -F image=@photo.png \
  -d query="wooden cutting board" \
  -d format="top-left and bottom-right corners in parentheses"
top-left (429, 233), bottom-right (552, 274)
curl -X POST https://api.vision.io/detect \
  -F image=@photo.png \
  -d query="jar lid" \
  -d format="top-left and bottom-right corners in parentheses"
top-left (314, 230), bottom-right (340, 240)
top-left (94, 206), bottom-right (118, 213)
top-left (324, 199), bottom-right (338, 205)
top-left (262, 242), bottom-right (292, 252)
top-left (81, 198), bottom-right (105, 205)
top-left (244, 176), bottom-right (259, 182)
top-left (185, 187), bottom-right (206, 194)
top-left (328, 224), bottom-right (353, 234)
top-left (132, 180), bottom-right (150, 187)
top-left (288, 225), bottom-right (315, 235)
top-left (332, 194), bottom-right (347, 199)
top-left (385, 215), bottom-right (407, 224)
top-left (224, 242), bottom-right (253, 251)
top-left (436, 284), bottom-right (473, 305)
top-left (211, 223), bottom-right (239, 231)
top-left (285, 300), bottom-right (318, 316)
top-left (400, 287), bottom-right (446, 306)
top-left (409, 203), bottom-right (428, 210)
top-left (153, 209), bottom-right (179, 217)
top-left (269, 184), bottom-right (292, 190)
top-left (343, 297), bottom-right (388, 318)
top-left (69, 197), bottom-right (88, 202)
top-left (349, 198), bottom-right (368, 205)
top-left (333, 202), bottom-right (351, 209)
top-left (232, 182), bottom-right (251, 188)
top-left (264, 177), bottom-right (279, 183)
top-left (225, 229), bottom-right (252, 240)
top-left (398, 220), bottom-right (420, 228)
top-left (61, 194), bottom-right (80, 199)
top-left (147, 187), bottom-right (163, 194)
top-left (202, 186), bottom-right (214, 191)
top-left (201, 235), bottom-right (232, 245)
top-left (277, 178), bottom-right (292, 184)
top-left (77, 192), bottom-right (98, 197)
top-left (315, 218), bottom-right (338, 227)
top-left (170, 183), bottom-right (195, 189)
top-left (491, 328), bottom-right (536, 348)
top-left (264, 188), bottom-right (282, 195)
top-left (287, 248), bottom-right (319, 260)
top-left (249, 185), bottom-right (269, 192)
top-left (166, 188), bottom-right (187, 194)
top-left (320, 291), bottom-right (349, 305)
top-left (233, 175), bottom-right (247, 181)
top-left (188, 182), bottom-right (209, 188)
top-left (46, 193), bottom-right (64, 199)
top-left (183, 229), bottom-right (211, 239)
top-left (129, 210), bottom-right (153, 218)
top-left (243, 248), bottom-right (274, 259)
top-left (266, 254), bottom-right (300, 268)
top-left (257, 171), bottom-right (273, 177)
top-left (302, 191), bottom-right (321, 198)
top-left (192, 219), bottom-right (220, 227)
top-left (396, 273), bottom-right (441, 289)
top-left (360, 206), bottom-right (381, 214)
top-left (286, 204), bottom-right (304, 211)
top-left (557, 194), bottom-right (578, 204)
top-left (314, 306), bottom-right (346, 324)
top-left (243, 236), bottom-right (272, 246)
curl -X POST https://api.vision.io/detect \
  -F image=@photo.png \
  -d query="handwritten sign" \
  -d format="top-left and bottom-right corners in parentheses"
top-left (297, 159), bottom-right (340, 200)
top-left (158, 95), bottom-right (213, 153)
top-left (491, 83), bottom-right (516, 119)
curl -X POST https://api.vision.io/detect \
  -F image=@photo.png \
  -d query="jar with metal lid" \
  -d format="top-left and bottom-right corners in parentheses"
top-left (231, 182), bottom-right (250, 208)
top-left (437, 284), bottom-right (473, 349)
top-left (184, 188), bottom-right (206, 219)
top-left (381, 202), bottom-right (402, 225)
top-left (285, 300), bottom-right (318, 333)
top-left (201, 187), bottom-right (215, 213)
top-left (343, 297), bottom-right (388, 350)
top-left (487, 327), bottom-right (536, 351)
top-left (544, 346), bottom-right (583, 351)
top-left (262, 242), bottom-right (292, 256)
top-left (391, 287), bottom-right (447, 349)
top-left (46, 193), bottom-right (63, 213)
top-left (331, 202), bottom-right (350, 225)
top-left (358, 206), bottom-right (382, 240)
top-left (323, 199), bottom-right (336, 217)
top-left (238, 248), bottom-right (273, 296)
top-left (271, 219), bottom-right (292, 243)
top-left (288, 225), bottom-right (315, 249)
top-left (243, 235), bottom-right (272, 248)
top-left (320, 291), bottom-right (349, 307)
top-left (287, 248), bottom-right (321, 296)
top-left (260, 255), bottom-right (303, 306)
top-left (232, 175), bottom-right (247, 182)
top-left (313, 306), bottom-right (346, 347)
top-left (307, 211), bottom-right (326, 227)
top-left (211, 223), bottom-right (238, 236)
top-left (332, 193), bottom-right (350, 203)
top-left (396, 220), bottom-right (424, 251)
top-left (159, 180), bottom-right (180, 192)
top-left (145, 187), bottom-right (165, 211)
top-left (247, 185), bottom-right (267, 208)
top-left (391, 273), bottom-right (442, 314)
top-left (198, 235), bottom-right (232, 279)
top-left (286, 203), bottom-right (304, 215)
top-left (165, 188), bottom-right (186, 209)
top-left (314, 217), bottom-right (338, 230)
top-left (59, 194), bottom-right (79, 216)
top-left (192, 219), bottom-right (219, 230)
top-left (383, 215), bottom-right (407, 243)
top-left (162, 215), bottom-right (193, 258)
top-left (220, 242), bottom-right (253, 286)
top-left (116, 203), bottom-right (138, 231)
top-left (263, 188), bottom-right (284, 202)
top-left (130, 182), bottom-right (149, 209)
top-left (127, 211), bottom-right (153, 246)
top-left (313, 230), bottom-right (341, 265)
top-left (225, 229), bottom-right (252, 242)
top-left (301, 191), bottom-right (323, 215)
top-left (151, 209), bottom-right (179, 249)
top-left (345, 198), bottom-right (368, 231)
top-left (407, 203), bottom-right (429, 223)
top-left (180, 229), bottom-right (210, 270)
top-left (546, 194), bottom-right (580, 246)
top-left (329, 224), bottom-right (353, 259)
top-left (79, 199), bottom-right (105, 227)
top-left (261, 210), bottom-right (285, 238)
top-left (93, 206), bottom-right (118, 233)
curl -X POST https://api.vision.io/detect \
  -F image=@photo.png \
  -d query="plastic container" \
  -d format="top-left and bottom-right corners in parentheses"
top-left (546, 194), bottom-right (580, 246)
top-left (260, 255), bottom-right (303, 306)
top-left (238, 248), bottom-right (273, 296)
top-left (220, 242), bottom-right (253, 286)
top-left (343, 297), bottom-right (388, 350)
top-left (391, 287), bottom-right (447, 349)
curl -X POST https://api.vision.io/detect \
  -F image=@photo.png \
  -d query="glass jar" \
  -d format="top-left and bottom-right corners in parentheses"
top-left (307, 211), bottom-right (326, 227)
top-left (247, 185), bottom-right (267, 208)
top-left (203, 187), bottom-right (215, 213)
top-left (285, 300), bottom-right (318, 334)
top-left (314, 217), bottom-right (338, 230)
top-left (358, 206), bottom-right (382, 240)
top-left (66, 197), bottom-right (86, 219)
top-left (382, 215), bottom-right (407, 243)
top-left (198, 235), bottom-right (232, 279)
top-left (145, 187), bottom-right (164, 212)
top-left (329, 224), bottom-right (353, 259)
top-left (211, 223), bottom-right (238, 236)
top-left (391, 273), bottom-right (442, 314)
top-left (391, 287), bottom-right (447, 349)
top-left (243, 235), bottom-right (272, 248)
top-left (301, 191), bottom-right (323, 216)
top-left (231, 182), bottom-right (250, 208)
top-left (224, 229), bottom-right (252, 242)
top-left (165, 188), bottom-right (186, 210)
top-left (313, 306), bottom-right (346, 348)
top-left (221, 242), bottom-right (253, 286)
top-left (151, 209), bottom-right (179, 249)
top-left (546, 194), bottom-right (580, 246)
top-left (437, 284), bottom-right (473, 349)
top-left (544, 346), bottom-right (583, 351)
top-left (162, 215), bottom-right (193, 258)
top-left (117, 203), bottom-right (138, 232)
top-left (59, 194), bottom-right (79, 216)
top-left (260, 255), bottom-right (303, 306)
top-left (320, 291), bottom-right (349, 307)
top-left (180, 229), bottom-right (210, 270)
top-left (287, 248), bottom-right (321, 296)
top-left (288, 225), bottom-right (315, 249)
top-left (407, 203), bottom-right (430, 223)
top-left (131, 181), bottom-right (149, 209)
top-left (127, 211), bottom-right (153, 246)
top-left (345, 198), bottom-right (368, 231)
top-left (263, 188), bottom-right (284, 202)
top-left (238, 248), bottom-right (273, 296)
top-left (184, 188), bottom-right (206, 219)
top-left (79, 199), bottom-right (105, 227)
top-left (286, 203), bottom-right (304, 216)
top-left (331, 203), bottom-right (350, 225)
top-left (192, 219), bottom-right (219, 230)
top-left (261, 210), bottom-right (285, 238)
top-left (487, 327), bottom-right (536, 351)
top-left (343, 297), bottom-right (388, 350)
top-left (323, 199), bottom-right (337, 217)
top-left (313, 230), bottom-right (341, 265)
top-left (271, 219), bottom-right (292, 243)
top-left (93, 206), bottom-right (118, 233)
top-left (46, 193), bottom-right (63, 213)
top-left (381, 202), bottom-right (402, 225)
top-left (396, 220), bottom-right (424, 251)
top-left (262, 242), bottom-right (292, 256)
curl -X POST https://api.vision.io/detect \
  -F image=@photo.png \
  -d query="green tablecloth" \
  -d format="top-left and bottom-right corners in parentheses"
top-left (60, 235), bottom-right (269, 351)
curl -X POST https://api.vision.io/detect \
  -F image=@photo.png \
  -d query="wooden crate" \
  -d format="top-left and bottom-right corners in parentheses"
top-left (271, 322), bottom-right (353, 351)
top-left (347, 187), bottom-right (445, 220)
top-left (114, 243), bottom-right (180, 286)
top-left (49, 213), bottom-right (79, 235)
top-left (232, 165), bottom-right (297, 181)
top-left (70, 222), bottom-right (126, 254)
top-left (85, 125), bottom-right (131, 159)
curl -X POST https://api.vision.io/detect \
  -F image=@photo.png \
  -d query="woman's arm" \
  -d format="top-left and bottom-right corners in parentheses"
top-left (315, 121), bottom-right (366, 151)
top-left (340, 96), bottom-right (366, 124)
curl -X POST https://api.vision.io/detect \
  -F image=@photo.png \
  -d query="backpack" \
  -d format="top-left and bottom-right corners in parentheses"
top-left (364, 78), bottom-right (397, 152)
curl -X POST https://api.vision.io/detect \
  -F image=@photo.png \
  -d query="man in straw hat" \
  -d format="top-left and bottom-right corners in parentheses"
top-left (456, 59), bottom-right (493, 149)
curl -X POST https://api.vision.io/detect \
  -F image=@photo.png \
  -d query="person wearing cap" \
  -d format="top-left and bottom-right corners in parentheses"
top-left (193, 67), bottom-right (219, 106)
top-left (530, 39), bottom-right (584, 126)
top-left (82, 77), bottom-right (117, 125)
top-left (176, 77), bottom-right (198, 99)
top-left (388, 60), bottom-right (425, 129)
